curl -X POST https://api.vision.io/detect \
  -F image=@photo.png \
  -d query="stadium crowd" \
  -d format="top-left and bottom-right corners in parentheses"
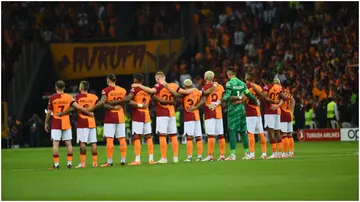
top-left (170, 2), bottom-right (358, 129)
top-left (3, 2), bottom-right (359, 149)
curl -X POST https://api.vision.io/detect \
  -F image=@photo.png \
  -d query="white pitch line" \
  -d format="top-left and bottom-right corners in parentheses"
top-left (9, 153), bottom-right (359, 172)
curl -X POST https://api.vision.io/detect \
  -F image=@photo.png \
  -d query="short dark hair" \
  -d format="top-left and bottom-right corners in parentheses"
top-left (261, 71), bottom-right (273, 82)
top-left (107, 74), bottom-right (117, 82)
top-left (55, 80), bottom-right (65, 90)
top-left (227, 66), bottom-right (236, 75)
top-left (80, 81), bottom-right (89, 91)
top-left (246, 72), bottom-right (255, 81)
top-left (133, 73), bottom-right (144, 82)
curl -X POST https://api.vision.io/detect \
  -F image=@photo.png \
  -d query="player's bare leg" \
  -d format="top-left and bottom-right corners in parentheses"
top-left (275, 130), bottom-right (283, 158)
top-left (129, 134), bottom-right (141, 166)
top-left (248, 133), bottom-right (255, 159)
top-left (259, 133), bottom-right (267, 159)
top-left (75, 142), bottom-right (87, 168)
top-left (65, 140), bottom-right (73, 168)
top-left (202, 134), bottom-right (215, 162)
top-left (281, 133), bottom-right (289, 158)
top-left (91, 143), bottom-right (98, 167)
top-left (156, 134), bottom-right (168, 164)
top-left (145, 134), bottom-right (154, 164)
top-left (118, 137), bottom-right (127, 165)
top-left (217, 135), bottom-right (226, 161)
top-left (288, 133), bottom-right (295, 158)
top-left (267, 128), bottom-right (277, 159)
top-left (49, 140), bottom-right (60, 170)
top-left (169, 134), bottom-right (179, 163)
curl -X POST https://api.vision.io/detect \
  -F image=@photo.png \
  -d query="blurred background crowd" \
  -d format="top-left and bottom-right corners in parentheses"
top-left (2, 1), bottom-right (358, 148)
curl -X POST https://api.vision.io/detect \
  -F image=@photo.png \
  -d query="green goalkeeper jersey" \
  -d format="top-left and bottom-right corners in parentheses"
top-left (222, 77), bottom-right (257, 115)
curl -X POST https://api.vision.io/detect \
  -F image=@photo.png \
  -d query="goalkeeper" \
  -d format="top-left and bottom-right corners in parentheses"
top-left (210, 67), bottom-right (259, 160)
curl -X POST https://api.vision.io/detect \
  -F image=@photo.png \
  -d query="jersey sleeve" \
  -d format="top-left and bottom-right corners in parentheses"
top-left (47, 99), bottom-right (53, 111)
top-left (222, 81), bottom-right (232, 101)
top-left (154, 84), bottom-right (164, 93)
top-left (102, 87), bottom-right (110, 97)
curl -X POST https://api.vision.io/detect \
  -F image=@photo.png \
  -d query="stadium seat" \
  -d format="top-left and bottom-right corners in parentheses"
top-left (330, 120), bottom-right (339, 129)
top-left (342, 122), bottom-right (352, 128)
top-left (309, 121), bottom-right (317, 129)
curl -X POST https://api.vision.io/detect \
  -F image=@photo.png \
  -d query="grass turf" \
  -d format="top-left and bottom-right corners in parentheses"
top-left (1, 141), bottom-right (359, 200)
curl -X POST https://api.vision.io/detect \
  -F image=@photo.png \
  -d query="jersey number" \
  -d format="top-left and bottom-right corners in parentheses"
top-left (83, 104), bottom-right (89, 108)
top-left (161, 94), bottom-right (174, 105)
top-left (269, 92), bottom-right (280, 101)
top-left (236, 91), bottom-right (240, 97)
top-left (58, 105), bottom-right (64, 112)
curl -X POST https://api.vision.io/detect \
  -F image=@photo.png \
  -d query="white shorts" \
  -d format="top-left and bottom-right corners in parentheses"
top-left (264, 114), bottom-right (280, 130)
top-left (132, 121), bottom-right (152, 135)
top-left (204, 118), bottom-right (224, 135)
top-left (184, 121), bottom-right (202, 137)
top-left (103, 123), bottom-right (126, 138)
top-left (76, 128), bottom-right (97, 144)
top-left (280, 122), bottom-right (293, 133)
top-left (51, 129), bottom-right (72, 141)
top-left (156, 116), bottom-right (177, 134)
top-left (246, 116), bottom-right (264, 134)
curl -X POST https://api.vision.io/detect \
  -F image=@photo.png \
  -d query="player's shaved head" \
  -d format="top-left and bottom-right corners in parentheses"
top-left (204, 71), bottom-right (215, 81)
top-left (133, 73), bottom-right (144, 83)
top-left (155, 71), bottom-right (166, 83)
top-left (80, 81), bottom-right (89, 91)
top-left (183, 79), bottom-right (193, 88)
top-left (155, 71), bottom-right (165, 78)
top-left (55, 80), bottom-right (65, 91)
top-left (107, 74), bottom-right (117, 83)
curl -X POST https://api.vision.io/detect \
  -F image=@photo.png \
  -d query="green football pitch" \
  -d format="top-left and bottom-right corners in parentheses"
top-left (1, 142), bottom-right (359, 200)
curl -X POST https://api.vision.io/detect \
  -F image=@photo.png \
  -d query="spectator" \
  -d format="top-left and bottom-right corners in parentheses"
top-left (8, 115), bottom-right (21, 148)
top-left (27, 113), bottom-right (42, 147)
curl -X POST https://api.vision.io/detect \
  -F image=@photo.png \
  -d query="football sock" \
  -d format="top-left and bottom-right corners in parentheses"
top-left (282, 136), bottom-right (289, 153)
top-left (248, 133), bottom-right (255, 154)
top-left (207, 135), bottom-right (215, 156)
top-left (186, 136), bottom-right (193, 158)
top-left (229, 130), bottom-right (237, 152)
top-left (240, 131), bottom-right (249, 153)
top-left (106, 137), bottom-right (114, 163)
top-left (118, 137), bottom-right (127, 161)
top-left (277, 139), bottom-right (283, 154)
top-left (259, 133), bottom-right (267, 154)
top-left (195, 137), bottom-right (203, 158)
top-left (92, 152), bottom-right (98, 164)
top-left (53, 154), bottom-right (59, 166)
top-left (219, 135), bottom-right (226, 156)
top-left (134, 138), bottom-right (141, 162)
top-left (80, 152), bottom-right (86, 164)
top-left (159, 135), bottom-right (167, 159)
top-left (146, 136), bottom-right (154, 161)
top-left (170, 134), bottom-right (179, 158)
top-left (270, 136), bottom-right (276, 154)
top-left (67, 153), bottom-right (73, 165)
top-left (288, 136), bottom-right (294, 153)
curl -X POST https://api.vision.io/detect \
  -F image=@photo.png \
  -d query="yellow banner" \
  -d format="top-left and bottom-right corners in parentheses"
top-left (51, 39), bottom-right (182, 80)
top-left (2, 102), bottom-right (8, 139)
